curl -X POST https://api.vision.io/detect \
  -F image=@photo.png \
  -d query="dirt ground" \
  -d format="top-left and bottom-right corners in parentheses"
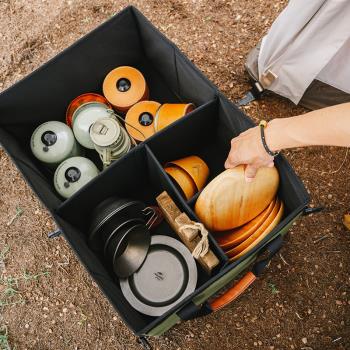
top-left (0, 0), bottom-right (349, 349)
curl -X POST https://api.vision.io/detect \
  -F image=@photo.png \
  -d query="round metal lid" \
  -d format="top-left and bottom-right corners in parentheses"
top-left (120, 235), bottom-right (197, 317)
top-left (72, 102), bottom-right (112, 149)
top-left (90, 117), bottom-right (121, 147)
top-left (66, 93), bottom-right (111, 127)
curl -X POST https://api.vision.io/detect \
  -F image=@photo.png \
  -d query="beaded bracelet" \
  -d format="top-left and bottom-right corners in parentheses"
top-left (259, 120), bottom-right (280, 157)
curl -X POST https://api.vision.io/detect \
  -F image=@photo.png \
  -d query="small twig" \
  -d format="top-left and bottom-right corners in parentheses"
top-left (311, 148), bottom-right (348, 174)
top-left (333, 337), bottom-right (342, 343)
top-left (57, 257), bottom-right (70, 267)
top-left (279, 253), bottom-right (289, 265)
top-left (58, 265), bottom-right (69, 275)
top-left (313, 235), bottom-right (329, 244)
top-left (295, 312), bottom-right (303, 320)
top-left (6, 206), bottom-right (23, 226)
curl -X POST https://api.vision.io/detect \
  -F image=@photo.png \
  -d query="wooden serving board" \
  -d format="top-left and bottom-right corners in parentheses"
top-left (156, 191), bottom-right (219, 274)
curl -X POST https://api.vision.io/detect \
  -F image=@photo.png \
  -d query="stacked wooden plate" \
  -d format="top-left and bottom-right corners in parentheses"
top-left (195, 165), bottom-right (284, 261)
top-left (216, 197), bottom-right (284, 261)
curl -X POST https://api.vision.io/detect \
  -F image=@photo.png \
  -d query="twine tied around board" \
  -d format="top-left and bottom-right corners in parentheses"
top-left (179, 222), bottom-right (209, 259)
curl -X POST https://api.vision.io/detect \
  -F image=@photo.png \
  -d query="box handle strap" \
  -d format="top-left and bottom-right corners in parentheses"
top-left (177, 235), bottom-right (283, 320)
top-left (209, 271), bottom-right (257, 311)
top-left (209, 235), bottom-right (283, 311)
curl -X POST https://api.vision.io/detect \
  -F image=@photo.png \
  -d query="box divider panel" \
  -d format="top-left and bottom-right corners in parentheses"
top-left (144, 145), bottom-right (228, 264)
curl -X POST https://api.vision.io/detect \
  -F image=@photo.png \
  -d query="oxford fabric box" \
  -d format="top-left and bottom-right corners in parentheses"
top-left (0, 6), bottom-right (309, 344)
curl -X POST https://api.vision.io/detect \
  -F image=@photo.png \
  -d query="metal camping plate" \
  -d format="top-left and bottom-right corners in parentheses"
top-left (120, 235), bottom-right (197, 317)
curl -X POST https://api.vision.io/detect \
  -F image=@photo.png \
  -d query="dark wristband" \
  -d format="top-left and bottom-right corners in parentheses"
top-left (259, 120), bottom-right (280, 157)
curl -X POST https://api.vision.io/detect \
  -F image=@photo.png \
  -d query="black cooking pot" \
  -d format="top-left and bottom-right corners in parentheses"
top-left (88, 196), bottom-right (147, 252)
top-left (105, 222), bottom-right (151, 278)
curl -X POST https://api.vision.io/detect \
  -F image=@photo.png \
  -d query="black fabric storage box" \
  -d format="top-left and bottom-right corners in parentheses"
top-left (0, 6), bottom-right (309, 340)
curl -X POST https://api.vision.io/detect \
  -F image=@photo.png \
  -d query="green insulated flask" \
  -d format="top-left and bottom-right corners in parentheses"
top-left (30, 121), bottom-right (81, 168)
top-left (54, 156), bottom-right (99, 199)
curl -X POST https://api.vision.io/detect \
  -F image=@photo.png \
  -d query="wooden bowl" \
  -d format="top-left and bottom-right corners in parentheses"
top-left (215, 198), bottom-right (276, 250)
top-left (166, 155), bottom-right (209, 192)
top-left (164, 165), bottom-right (197, 200)
top-left (228, 199), bottom-right (284, 261)
top-left (195, 165), bottom-right (279, 231)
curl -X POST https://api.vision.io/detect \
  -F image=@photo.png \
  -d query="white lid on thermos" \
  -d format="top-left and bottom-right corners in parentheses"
top-left (54, 157), bottom-right (99, 199)
top-left (30, 121), bottom-right (80, 167)
top-left (72, 102), bottom-right (113, 149)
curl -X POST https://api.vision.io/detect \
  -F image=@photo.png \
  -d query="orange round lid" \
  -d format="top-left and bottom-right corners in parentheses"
top-left (125, 101), bottom-right (160, 142)
top-left (166, 155), bottom-right (209, 192)
top-left (155, 103), bottom-right (194, 132)
top-left (164, 165), bottom-right (197, 200)
top-left (227, 199), bottom-right (284, 261)
top-left (66, 93), bottom-right (110, 127)
top-left (103, 66), bottom-right (148, 112)
top-left (216, 198), bottom-right (276, 250)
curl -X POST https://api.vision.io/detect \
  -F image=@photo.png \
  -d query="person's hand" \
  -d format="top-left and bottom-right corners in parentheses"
top-left (224, 125), bottom-right (275, 182)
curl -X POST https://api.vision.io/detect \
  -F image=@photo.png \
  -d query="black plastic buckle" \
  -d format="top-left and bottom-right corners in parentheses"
top-left (47, 229), bottom-right (63, 239)
top-left (303, 206), bottom-right (324, 216)
top-left (137, 337), bottom-right (152, 350)
top-left (177, 300), bottom-right (212, 320)
top-left (237, 81), bottom-right (264, 106)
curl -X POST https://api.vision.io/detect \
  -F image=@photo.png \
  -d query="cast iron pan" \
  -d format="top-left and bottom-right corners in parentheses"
top-left (120, 235), bottom-right (198, 316)
top-left (105, 223), bottom-right (151, 278)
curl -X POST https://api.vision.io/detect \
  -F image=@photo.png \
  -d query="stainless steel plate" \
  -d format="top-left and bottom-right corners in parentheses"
top-left (120, 235), bottom-right (197, 316)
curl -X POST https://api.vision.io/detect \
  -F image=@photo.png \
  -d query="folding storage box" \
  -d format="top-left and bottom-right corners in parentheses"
top-left (0, 6), bottom-right (309, 347)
